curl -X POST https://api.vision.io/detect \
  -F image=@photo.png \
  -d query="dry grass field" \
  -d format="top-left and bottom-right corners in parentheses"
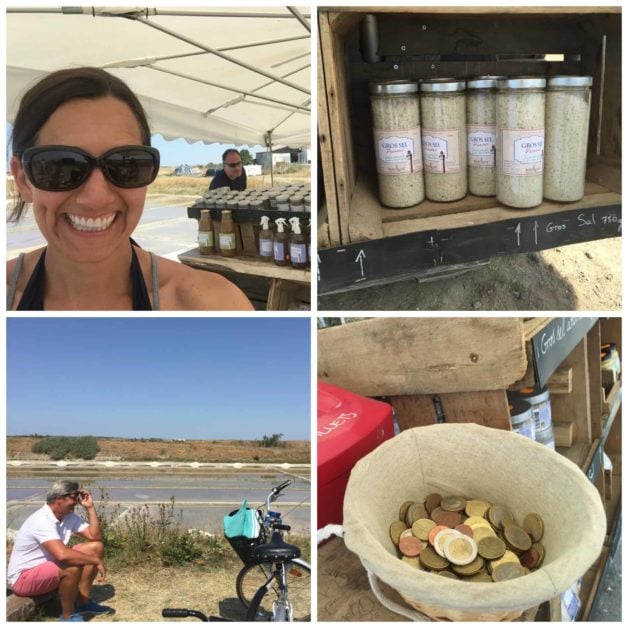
top-left (7, 436), bottom-right (310, 464)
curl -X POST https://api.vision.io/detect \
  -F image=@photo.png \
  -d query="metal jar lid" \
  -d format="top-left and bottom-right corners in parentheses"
top-left (497, 77), bottom-right (546, 90)
top-left (467, 75), bottom-right (506, 89)
top-left (420, 78), bottom-right (466, 93)
top-left (370, 80), bottom-right (419, 95)
top-left (510, 384), bottom-right (550, 405)
top-left (509, 399), bottom-right (533, 424)
top-left (547, 75), bottom-right (593, 88)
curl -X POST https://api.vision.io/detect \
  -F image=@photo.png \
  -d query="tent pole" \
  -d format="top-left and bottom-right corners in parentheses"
top-left (266, 132), bottom-right (274, 188)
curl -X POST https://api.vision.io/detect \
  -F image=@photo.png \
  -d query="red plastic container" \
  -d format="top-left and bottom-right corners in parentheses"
top-left (317, 381), bottom-right (395, 529)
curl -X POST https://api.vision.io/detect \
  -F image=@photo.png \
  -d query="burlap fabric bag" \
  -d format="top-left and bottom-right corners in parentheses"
top-left (343, 424), bottom-right (606, 621)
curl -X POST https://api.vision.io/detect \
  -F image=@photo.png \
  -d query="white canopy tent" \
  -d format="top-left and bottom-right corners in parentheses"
top-left (6, 6), bottom-right (311, 151)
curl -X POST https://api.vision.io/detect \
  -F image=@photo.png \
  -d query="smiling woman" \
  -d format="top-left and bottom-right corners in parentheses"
top-left (6, 67), bottom-right (252, 311)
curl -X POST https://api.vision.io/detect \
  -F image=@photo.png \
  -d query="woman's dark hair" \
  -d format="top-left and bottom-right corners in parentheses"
top-left (9, 66), bottom-right (152, 221)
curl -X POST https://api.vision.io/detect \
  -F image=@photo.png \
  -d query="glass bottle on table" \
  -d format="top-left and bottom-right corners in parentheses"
top-left (219, 209), bottom-right (237, 257)
top-left (197, 209), bottom-right (214, 255)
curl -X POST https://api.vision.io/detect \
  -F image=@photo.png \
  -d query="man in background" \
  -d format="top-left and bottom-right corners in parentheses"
top-left (7, 480), bottom-right (112, 622)
top-left (209, 148), bottom-right (247, 191)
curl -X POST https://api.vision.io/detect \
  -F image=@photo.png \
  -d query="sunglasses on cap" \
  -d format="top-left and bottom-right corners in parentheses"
top-left (20, 145), bottom-right (160, 192)
top-left (225, 161), bottom-right (242, 168)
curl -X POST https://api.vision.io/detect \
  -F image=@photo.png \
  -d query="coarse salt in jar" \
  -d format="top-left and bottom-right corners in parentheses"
top-left (466, 76), bottom-right (501, 196)
top-left (496, 77), bottom-right (546, 208)
top-left (370, 80), bottom-right (424, 208)
top-left (544, 75), bottom-right (593, 202)
top-left (420, 78), bottom-right (467, 202)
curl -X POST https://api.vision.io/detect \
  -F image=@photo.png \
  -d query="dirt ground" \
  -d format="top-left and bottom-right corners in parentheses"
top-left (6, 437), bottom-right (310, 464)
top-left (318, 238), bottom-right (621, 311)
top-left (34, 563), bottom-right (249, 622)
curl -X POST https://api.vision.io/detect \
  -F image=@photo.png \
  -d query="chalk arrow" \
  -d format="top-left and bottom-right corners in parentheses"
top-left (317, 254), bottom-right (321, 281)
top-left (355, 249), bottom-right (366, 277)
top-left (533, 221), bottom-right (539, 245)
top-left (515, 223), bottom-right (521, 247)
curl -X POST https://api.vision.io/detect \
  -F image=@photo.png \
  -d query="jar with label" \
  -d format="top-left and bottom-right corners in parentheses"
top-left (267, 191), bottom-right (279, 209)
top-left (249, 198), bottom-right (264, 212)
top-left (304, 195), bottom-right (311, 213)
top-left (496, 77), bottom-right (546, 208)
top-left (237, 199), bottom-right (249, 210)
top-left (420, 79), bottom-right (467, 202)
top-left (509, 384), bottom-right (552, 433)
top-left (197, 209), bottom-right (214, 255)
top-left (466, 77), bottom-right (500, 196)
top-left (370, 80), bottom-right (424, 208)
top-left (276, 194), bottom-right (290, 211)
top-left (219, 209), bottom-right (237, 257)
top-left (508, 399), bottom-right (535, 441)
top-left (544, 76), bottom-right (592, 202)
top-left (290, 194), bottom-right (305, 212)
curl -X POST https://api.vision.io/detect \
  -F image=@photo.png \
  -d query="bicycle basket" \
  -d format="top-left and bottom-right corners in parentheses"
top-left (225, 508), bottom-right (267, 564)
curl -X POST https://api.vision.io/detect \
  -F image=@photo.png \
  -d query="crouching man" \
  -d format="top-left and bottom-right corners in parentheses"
top-left (7, 480), bottom-right (112, 621)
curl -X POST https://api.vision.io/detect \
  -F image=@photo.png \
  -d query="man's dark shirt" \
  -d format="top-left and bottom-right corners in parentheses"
top-left (209, 169), bottom-right (247, 191)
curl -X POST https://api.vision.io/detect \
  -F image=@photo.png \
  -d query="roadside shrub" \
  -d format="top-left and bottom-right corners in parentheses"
top-left (258, 433), bottom-right (284, 448)
top-left (32, 436), bottom-right (100, 460)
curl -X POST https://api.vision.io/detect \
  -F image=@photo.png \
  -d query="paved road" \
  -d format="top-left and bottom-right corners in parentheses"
top-left (7, 194), bottom-right (199, 260)
top-left (7, 469), bottom-right (311, 534)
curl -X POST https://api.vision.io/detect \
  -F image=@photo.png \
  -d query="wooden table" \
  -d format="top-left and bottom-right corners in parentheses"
top-left (178, 248), bottom-right (311, 310)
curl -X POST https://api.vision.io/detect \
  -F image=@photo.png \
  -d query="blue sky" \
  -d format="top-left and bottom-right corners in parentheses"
top-left (6, 122), bottom-right (263, 167)
top-left (7, 318), bottom-right (310, 440)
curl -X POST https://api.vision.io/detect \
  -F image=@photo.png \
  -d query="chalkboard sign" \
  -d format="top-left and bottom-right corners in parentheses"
top-left (318, 203), bottom-right (621, 295)
top-left (531, 317), bottom-right (598, 387)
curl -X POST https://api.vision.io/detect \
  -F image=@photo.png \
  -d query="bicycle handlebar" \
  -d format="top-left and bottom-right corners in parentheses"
top-left (273, 479), bottom-right (292, 495)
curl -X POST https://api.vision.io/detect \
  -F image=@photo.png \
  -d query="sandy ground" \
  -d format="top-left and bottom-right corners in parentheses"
top-left (318, 238), bottom-right (621, 311)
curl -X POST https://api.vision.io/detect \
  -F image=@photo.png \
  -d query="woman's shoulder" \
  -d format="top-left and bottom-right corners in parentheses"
top-left (154, 254), bottom-right (254, 311)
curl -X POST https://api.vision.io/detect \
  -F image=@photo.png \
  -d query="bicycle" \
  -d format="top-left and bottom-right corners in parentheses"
top-left (163, 479), bottom-right (311, 621)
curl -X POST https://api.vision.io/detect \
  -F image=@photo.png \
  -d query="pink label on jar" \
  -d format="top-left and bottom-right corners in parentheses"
top-left (373, 127), bottom-right (423, 175)
top-left (467, 125), bottom-right (497, 167)
top-left (501, 128), bottom-right (544, 176)
top-left (422, 129), bottom-right (461, 173)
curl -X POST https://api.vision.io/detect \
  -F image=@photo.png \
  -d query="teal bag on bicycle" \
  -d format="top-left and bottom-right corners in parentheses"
top-left (224, 500), bottom-right (261, 539)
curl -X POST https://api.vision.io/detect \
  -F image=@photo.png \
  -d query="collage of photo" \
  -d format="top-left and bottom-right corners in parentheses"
top-left (4, 3), bottom-right (622, 624)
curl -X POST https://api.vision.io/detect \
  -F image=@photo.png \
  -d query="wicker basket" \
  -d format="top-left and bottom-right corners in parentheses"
top-left (225, 508), bottom-right (266, 565)
top-left (343, 424), bottom-right (606, 621)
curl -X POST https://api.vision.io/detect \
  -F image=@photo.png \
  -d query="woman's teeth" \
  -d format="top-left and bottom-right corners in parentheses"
top-left (66, 213), bottom-right (116, 232)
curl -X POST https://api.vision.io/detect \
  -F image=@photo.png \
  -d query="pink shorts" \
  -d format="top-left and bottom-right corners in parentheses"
top-left (11, 543), bottom-right (89, 597)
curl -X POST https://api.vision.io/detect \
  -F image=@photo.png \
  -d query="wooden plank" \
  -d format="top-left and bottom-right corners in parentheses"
top-left (523, 318), bottom-right (554, 341)
top-left (438, 390), bottom-right (511, 430)
top-left (178, 248), bottom-right (310, 283)
top-left (319, 11), bottom-right (355, 246)
top-left (550, 337), bottom-right (592, 444)
top-left (553, 421), bottom-right (574, 448)
top-left (390, 395), bottom-right (437, 431)
top-left (317, 15), bottom-right (342, 247)
top-left (318, 318), bottom-right (527, 396)
top-left (266, 279), bottom-right (303, 311)
top-left (586, 323), bottom-right (603, 439)
top-left (602, 379), bottom-right (621, 417)
top-left (547, 367), bottom-right (573, 394)
top-left (239, 223), bottom-right (257, 255)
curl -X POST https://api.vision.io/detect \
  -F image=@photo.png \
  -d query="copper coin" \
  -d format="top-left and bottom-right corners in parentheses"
top-left (532, 542), bottom-right (545, 567)
top-left (424, 493), bottom-right (442, 515)
top-left (399, 535), bottom-right (425, 558)
top-left (520, 547), bottom-right (540, 569)
top-left (428, 524), bottom-right (449, 546)
top-left (433, 510), bottom-right (462, 528)
top-left (455, 524), bottom-right (474, 538)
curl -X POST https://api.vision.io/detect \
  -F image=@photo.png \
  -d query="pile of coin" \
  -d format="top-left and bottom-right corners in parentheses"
top-left (389, 493), bottom-right (545, 582)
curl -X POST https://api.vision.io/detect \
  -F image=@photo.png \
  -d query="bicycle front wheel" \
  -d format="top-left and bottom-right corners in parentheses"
top-left (236, 558), bottom-right (311, 621)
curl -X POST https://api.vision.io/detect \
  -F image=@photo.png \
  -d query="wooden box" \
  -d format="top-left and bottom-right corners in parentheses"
top-left (318, 7), bottom-right (621, 294)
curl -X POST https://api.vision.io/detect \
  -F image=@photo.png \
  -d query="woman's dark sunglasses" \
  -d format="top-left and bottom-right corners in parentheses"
top-left (20, 145), bottom-right (160, 192)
